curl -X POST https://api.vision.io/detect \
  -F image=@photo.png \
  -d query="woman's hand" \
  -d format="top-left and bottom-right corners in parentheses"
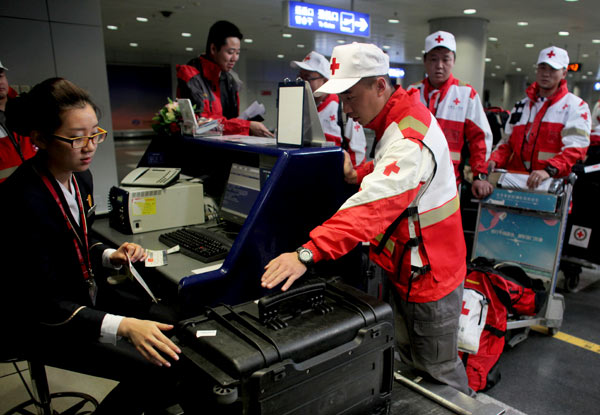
top-left (109, 242), bottom-right (147, 267)
top-left (118, 317), bottom-right (181, 367)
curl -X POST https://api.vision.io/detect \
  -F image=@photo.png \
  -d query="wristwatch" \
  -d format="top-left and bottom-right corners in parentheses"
top-left (544, 165), bottom-right (558, 177)
top-left (296, 247), bottom-right (314, 265)
top-left (476, 173), bottom-right (488, 181)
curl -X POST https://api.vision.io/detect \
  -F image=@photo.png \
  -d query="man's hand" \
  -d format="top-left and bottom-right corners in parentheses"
top-left (109, 242), bottom-right (147, 267)
top-left (261, 252), bottom-right (307, 291)
top-left (118, 318), bottom-right (181, 367)
top-left (343, 151), bottom-right (358, 184)
top-left (249, 121), bottom-right (275, 137)
top-left (487, 160), bottom-right (496, 173)
top-left (472, 179), bottom-right (494, 199)
top-left (527, 169), bottom-right (550, 189)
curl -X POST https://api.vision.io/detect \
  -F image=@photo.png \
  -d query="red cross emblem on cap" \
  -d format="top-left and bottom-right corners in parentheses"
top-left (547, 50), bottom-right (556, 59)
top-left (304, 55), bottom-right (311, 61)
top-left (435, 35), bottom-right (444, 43)
top-left (453, 98), bottom-right (461, 105)
top-left (330, 57), bottom-right (340, 75)
top-left (383, 161), bottom-right (400, 176)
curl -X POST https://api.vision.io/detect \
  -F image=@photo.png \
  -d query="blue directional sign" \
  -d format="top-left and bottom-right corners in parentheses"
top-left (286, 1), bottom-right (370, 38)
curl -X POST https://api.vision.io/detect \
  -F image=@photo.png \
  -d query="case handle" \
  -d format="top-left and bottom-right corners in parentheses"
top-left (259, 281), bottom-right (333, 330)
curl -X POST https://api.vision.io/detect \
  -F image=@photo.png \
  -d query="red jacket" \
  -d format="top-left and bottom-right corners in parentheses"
top-left (490, 80), bottom-right (590, 176)
top-left (176, 56), bottom-right (250, 136)
top-left (1, 91), bottom-right (37, 182)
top-left (304, 88), bottom-right (465, 302)
top-left (408, 74), bottom-right (492, 181)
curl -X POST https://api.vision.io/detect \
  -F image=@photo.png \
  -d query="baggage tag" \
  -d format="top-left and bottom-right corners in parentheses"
top-left (144, 246), bottom-right (180, 267)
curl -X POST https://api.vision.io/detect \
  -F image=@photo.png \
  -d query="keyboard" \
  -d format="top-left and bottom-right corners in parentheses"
top-left (159, 228), bottom-right (230, 263)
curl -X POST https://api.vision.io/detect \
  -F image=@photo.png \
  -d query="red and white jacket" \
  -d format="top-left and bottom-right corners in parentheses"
top-left (590, 100), bottom-right (600, 147)
top-left (176, 56), bottom-right (251, 136)
top-left (317, 94), bottom-right (366, 167)
top-left (304, 88), bottom-right (466, 303)
top-left (408, 74), bottom-right (492, 181)
top-left (490, 80), bottom-right (590, 176)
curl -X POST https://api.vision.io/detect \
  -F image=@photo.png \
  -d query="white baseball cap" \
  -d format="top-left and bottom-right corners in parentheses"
top-left (0, 60), bottom-right (7, 71)
top-left (314, 42), bottom-right (389, 97)
top-left (290, 51), bottom-right (331, 79)
top-left (537, 46), bottom-right (569, 70)
top-left (425, 31), bottom-right (456, 54)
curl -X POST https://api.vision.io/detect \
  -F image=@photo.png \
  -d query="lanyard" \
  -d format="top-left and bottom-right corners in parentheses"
top-left (39, 173), bottom-right (94, 285)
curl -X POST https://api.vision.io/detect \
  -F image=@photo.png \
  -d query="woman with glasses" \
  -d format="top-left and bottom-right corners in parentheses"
top-left (0, 78), bottom-right (183, 414)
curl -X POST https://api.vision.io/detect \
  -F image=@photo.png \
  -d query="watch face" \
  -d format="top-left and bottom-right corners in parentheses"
top-left (298, 248), bottom-right (313, 263)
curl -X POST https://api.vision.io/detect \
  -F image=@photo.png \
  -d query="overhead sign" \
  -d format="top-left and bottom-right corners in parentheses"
top-left (286, 1), bottom-right (370, 38)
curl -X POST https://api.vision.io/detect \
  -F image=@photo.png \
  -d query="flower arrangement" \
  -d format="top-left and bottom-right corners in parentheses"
top-left (152, 98), bottom-right (189, 136)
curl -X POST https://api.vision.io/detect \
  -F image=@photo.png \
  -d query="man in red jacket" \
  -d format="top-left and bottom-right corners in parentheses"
top-left (262, 43), bottom-right (471, 395)
top-left (0, 60), bottom-right (37, 183)
top-left (489, 46), bottom-right (590, 189)
top-left (176, 21), bottom-right (272, 137)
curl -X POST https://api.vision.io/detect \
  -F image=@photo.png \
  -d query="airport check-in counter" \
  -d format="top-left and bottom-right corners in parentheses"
top-left (106, 134), bottom-right (357, 314)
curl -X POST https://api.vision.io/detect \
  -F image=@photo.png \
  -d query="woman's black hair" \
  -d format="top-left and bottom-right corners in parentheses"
top-left (205, 20), bottom-right (243, 54)
top-left (6, 77), bottom-right (100, 137)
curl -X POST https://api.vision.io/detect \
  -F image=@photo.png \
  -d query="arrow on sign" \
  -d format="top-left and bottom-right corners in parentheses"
top-left (356, 17), bottom-right (368, 32)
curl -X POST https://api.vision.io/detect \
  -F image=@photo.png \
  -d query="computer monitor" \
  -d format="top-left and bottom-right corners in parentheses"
top-left (220, 163), bottom-right (261, 226)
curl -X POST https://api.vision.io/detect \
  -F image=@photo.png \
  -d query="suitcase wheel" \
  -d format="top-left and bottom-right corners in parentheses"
top-left (212, 384), bottom-right (238, 405)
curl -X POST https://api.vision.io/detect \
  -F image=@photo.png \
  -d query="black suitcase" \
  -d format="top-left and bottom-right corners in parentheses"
top-left (177, 279), bottom-right (394, 414)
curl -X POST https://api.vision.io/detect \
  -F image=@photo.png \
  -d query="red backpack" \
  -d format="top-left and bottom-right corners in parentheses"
top-left (459, 257), bottom-right (546, 391)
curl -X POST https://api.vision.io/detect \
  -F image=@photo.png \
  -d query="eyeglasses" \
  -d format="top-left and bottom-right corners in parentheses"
top-left (53, 127), bottom-right (107, 149)
top-left (298, 74), bottom-right (324, 82)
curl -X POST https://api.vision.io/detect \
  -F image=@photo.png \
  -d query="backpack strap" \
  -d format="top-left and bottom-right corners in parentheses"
top-left (373, 206), bottom-right (419, 255)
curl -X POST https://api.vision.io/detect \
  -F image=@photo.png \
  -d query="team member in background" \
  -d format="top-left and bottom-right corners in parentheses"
top-left (587, 100), bottom-right (600, 164)
top-left (262, 43), bottom-right (472, 396)
top-left (177, 20), bottom-right (273, 137)
top-left (0, 78), bottom-right (183, 414)
top-left (291, 51), bottom-right (367, 167)
top-left (0, 60), bottom-right (37, 182)
top-left (408, 31), bottom-right (493, 199)
top-left (488, 46), bottom-right (591, 188)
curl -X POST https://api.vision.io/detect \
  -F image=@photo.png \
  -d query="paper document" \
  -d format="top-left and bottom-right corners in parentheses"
top-left (498, 172), bottom-right (552, 192)
top-left (239, 101), bottom-right (265, 120)
top-left (127, 253), bottom-right (158, 303)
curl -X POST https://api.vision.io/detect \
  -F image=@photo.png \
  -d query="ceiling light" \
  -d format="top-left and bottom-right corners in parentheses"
top-left (582, 75), bottom-right (587, 79)
top-left (181, 32), bottom-right (191, 37)
top-left (511, 61), bottom-right (517, 65)
top-left (136, 17), bottom-right (148, 22)
top-left (277, 54), bottom-right (285, 58)
top-left (415, 57), bottom-right (422, 61)
top-left (582, 53), bottom-right (589, 58)
top-left (129, 42), bottom-right (138, 47)
top-left (297, 44), bottom-right (305, 48)
top-left (106, 25), bottom-right (118, 30)
top-left (587, 71), bottom-right (593, 75)
top-left (488, 37), bottom-right (498, 42)
top-left (383, 45), bottom-right (391, 50)
top-left (337, 39), bottom-right (346, 44)
top-left (463, 9), bottom-right (476, 14)
top-left (558, 31), bottom-right (570, 36)
top-left (564, 0), bottom-right (578, 2)
top-left (593, 39), bottom-right (600, 44)
top-left (525, 43), bottom-right (534, 48)
top-left (517, 21), bottom-right (528, 26)
top-left (185, 47), bottom-right (193, 51)
top-left (282, 33), bottom-right (292, 38)
top-left (516, 67), bottom-right (522, 72)
top-left (244, 38), bottom-right (253, 43)
top-left (495, 65), bottom-right (501, 69)
top-left (491, 73), bottom-right (496, 77)
top-left (485, 58), bottom-right (492, 62)
top-left (388, 19), bottom-right (399, 24)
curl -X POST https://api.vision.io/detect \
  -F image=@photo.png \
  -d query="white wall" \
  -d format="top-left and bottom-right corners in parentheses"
top-left (0, 0), bottom-right (117, 213)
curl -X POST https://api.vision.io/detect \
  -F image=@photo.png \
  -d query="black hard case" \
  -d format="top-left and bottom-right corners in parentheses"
top-left (177, 280), bottom-right (394, 414)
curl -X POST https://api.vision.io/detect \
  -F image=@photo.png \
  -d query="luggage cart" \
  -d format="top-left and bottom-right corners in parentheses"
top-left (560, 163), bottom-right (600, 291)
top-left (471, 172), bottom-right (576, 337)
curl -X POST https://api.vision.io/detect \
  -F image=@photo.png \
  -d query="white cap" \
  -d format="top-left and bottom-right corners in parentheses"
top-left (537, 46), bottom-right (569, 70)
top-left (290, 51), bottom-right (331, 79)
top-left (425, 31), bottom-right (456, 54)
top-left (0, 60), bottom-right (7, 71)
top-left (314, 42), bottom-right (389, 97)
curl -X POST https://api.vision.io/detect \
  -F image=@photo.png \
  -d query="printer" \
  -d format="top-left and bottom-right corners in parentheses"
top-left (109, 180), bottom-right (205, 234)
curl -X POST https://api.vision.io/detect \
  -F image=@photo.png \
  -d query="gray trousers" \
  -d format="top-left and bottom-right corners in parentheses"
top-left (390, 280), bottom-right (473, 396)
